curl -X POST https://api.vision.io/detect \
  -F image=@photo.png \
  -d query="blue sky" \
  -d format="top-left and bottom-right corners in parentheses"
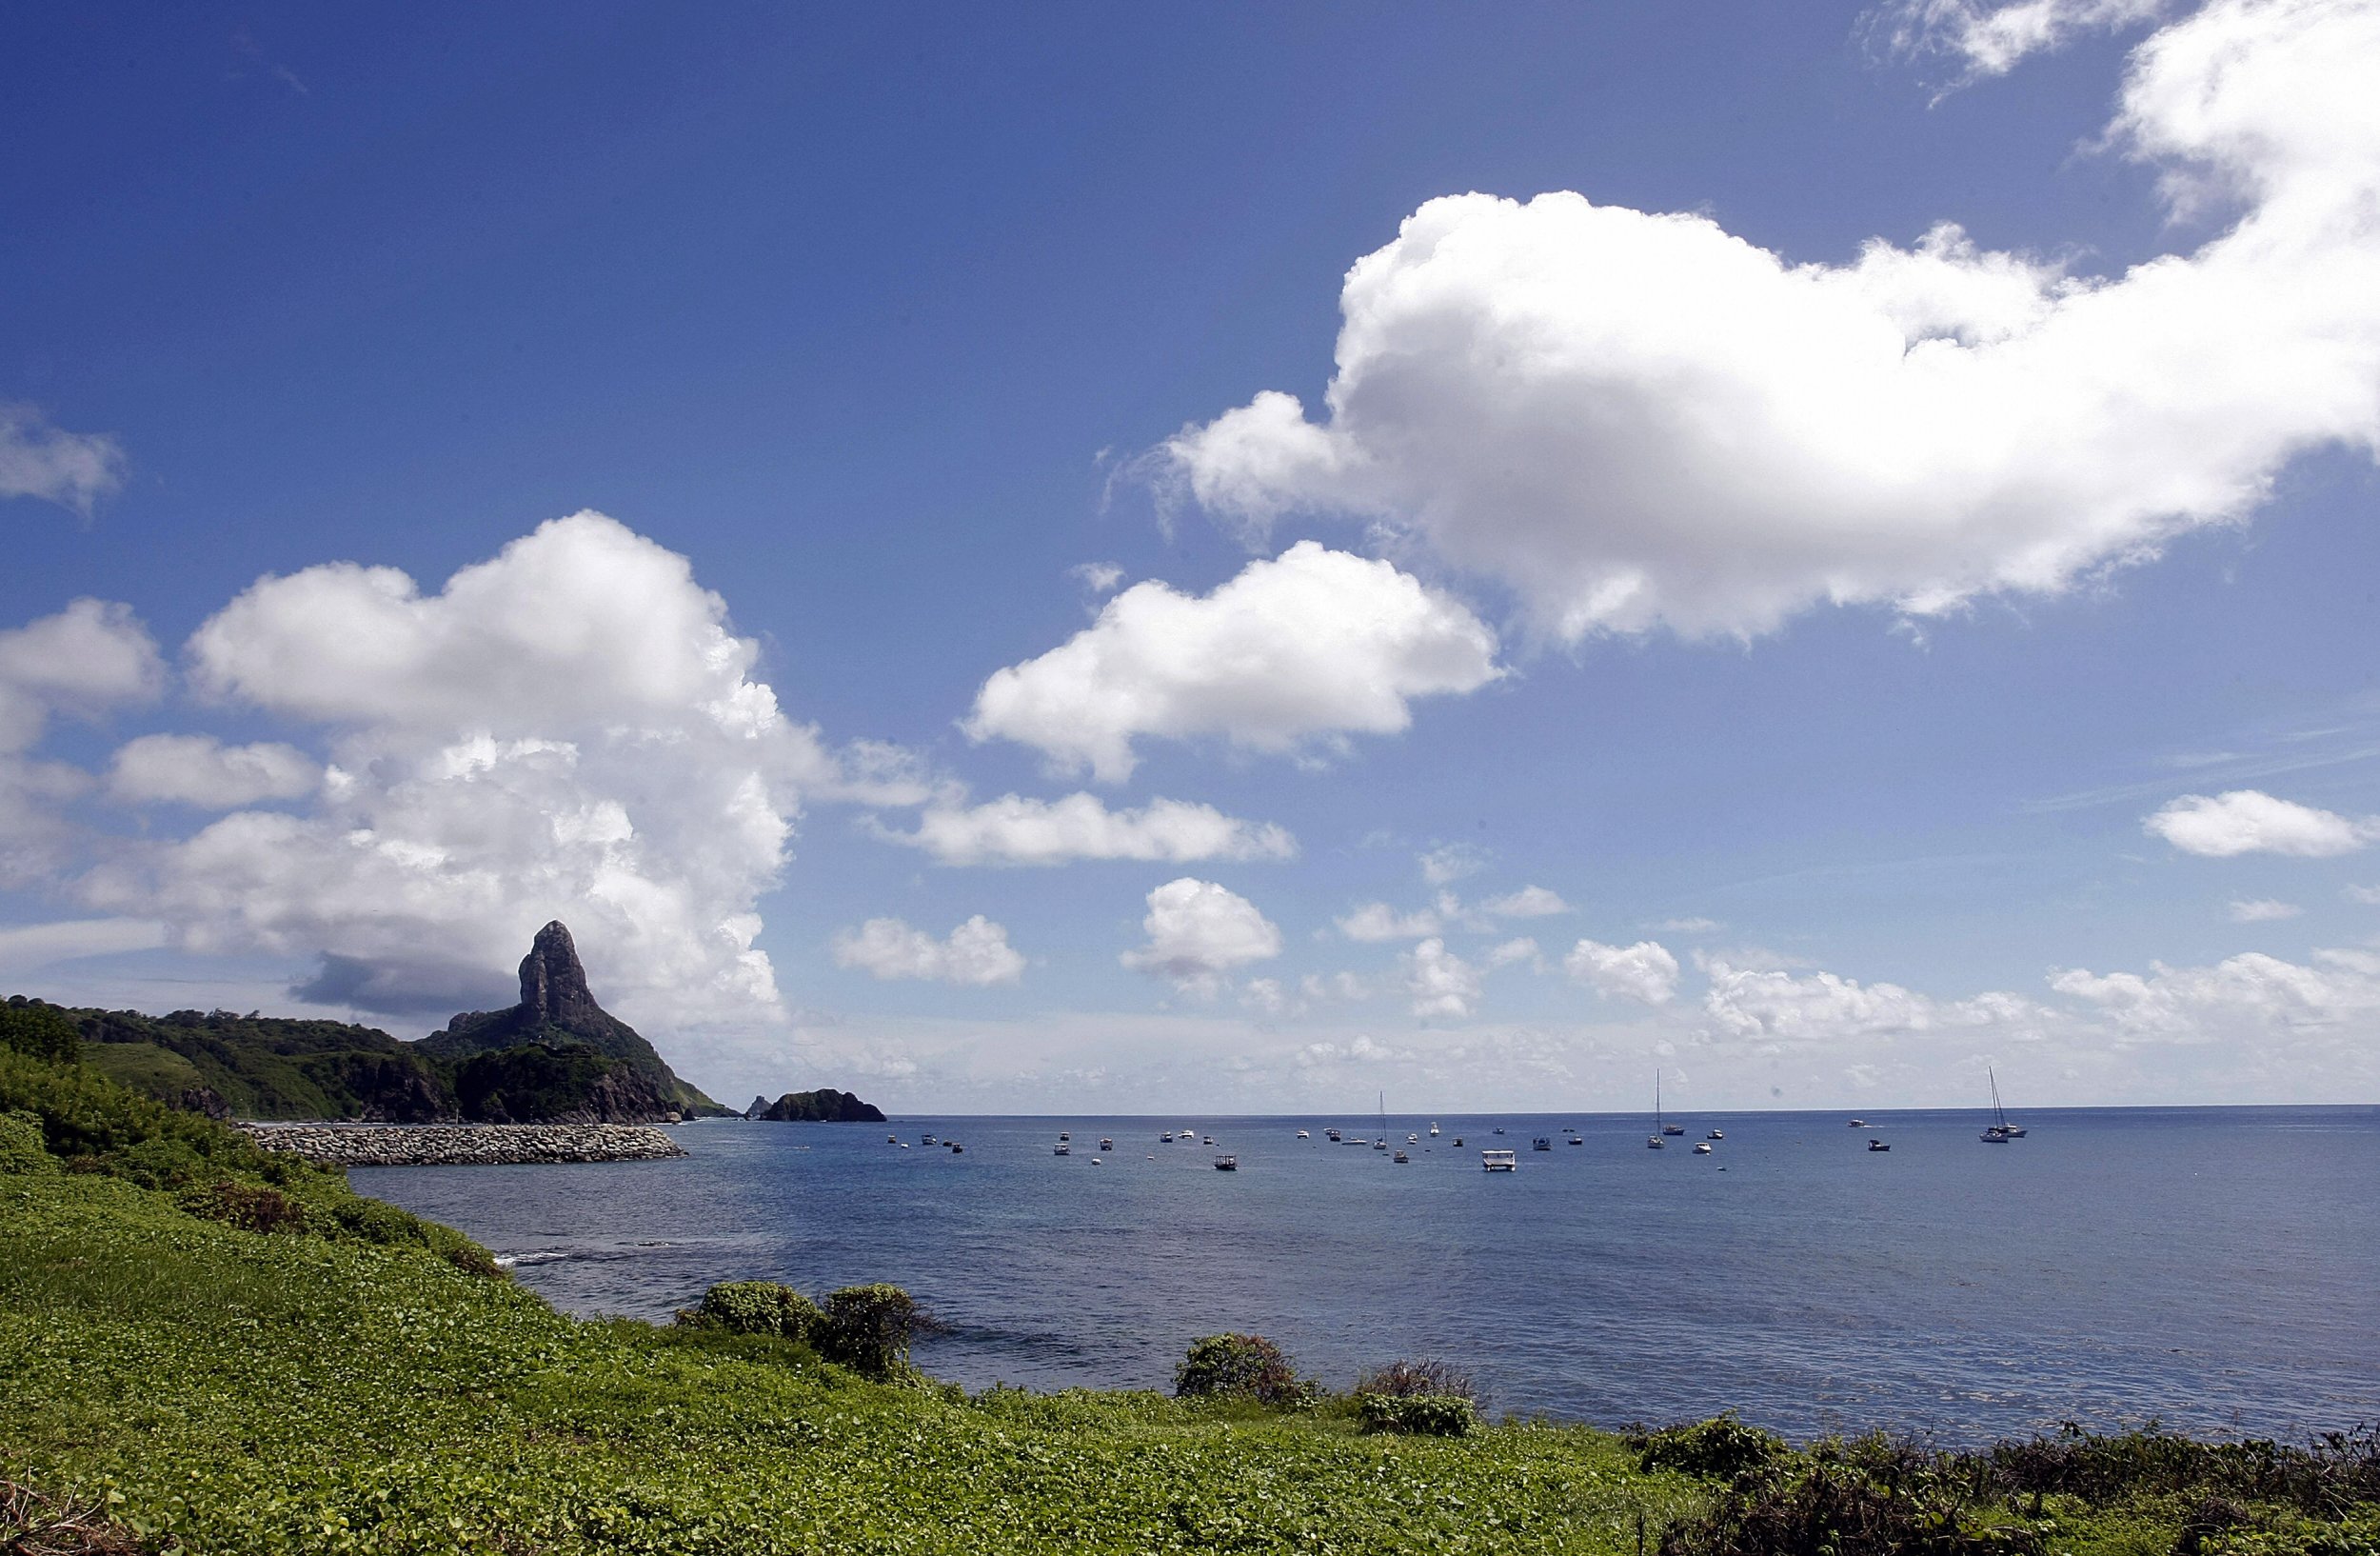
top-left (4, 0), bottom-right (2377, 1110)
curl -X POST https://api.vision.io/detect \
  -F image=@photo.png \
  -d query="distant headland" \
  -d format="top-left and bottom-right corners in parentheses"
top-left (9, 920), bottom-right (881, 1129)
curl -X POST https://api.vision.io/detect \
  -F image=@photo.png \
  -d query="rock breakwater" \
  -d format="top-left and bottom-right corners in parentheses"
top-left (240, 1123), bottom-right (687, 1167)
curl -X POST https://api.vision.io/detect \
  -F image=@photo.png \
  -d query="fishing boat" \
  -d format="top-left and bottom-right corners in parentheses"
top-left (1868, 1139), bottom-right (1892, 1152)
top-left (949, 1143), bottom-right (962, 1154)
top-left (1058, 1131), bottom-right (1070, 1142)
top-left (1988, 1067), bottom-right (2027, 1138)
top-left (1323, 1127), bottom-right (1341, 1142)
top-left (1160, 1131), bottom-right (1173, 1143)
top-left (1053, 1142), bottom-right (1070, 1155)
top-left (887, 1134), bottom-right (899, 1144)
top-left (1451, 1136), bottom-right (1463, 1147)
top-left (1214, 1154), bottom-right (1238, 1171)
top-left (1099, 1138), bottom-right (1115, 1152)
top-left (1481, 1148), bottom-right (1517, 1171)
top-left (921, 1134), bottom-right (937, 1147)
top-left (1393, 1149), bottom-right (1410, 1164)
top-left (1532, 1136), bottom-right (1553, 1151)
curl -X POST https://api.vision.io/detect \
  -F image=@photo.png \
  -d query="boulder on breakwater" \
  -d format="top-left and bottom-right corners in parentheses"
top-left (239, 1122), bottom-right (687, 1167)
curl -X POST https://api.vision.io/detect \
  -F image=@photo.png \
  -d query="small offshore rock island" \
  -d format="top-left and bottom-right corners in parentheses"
top-left (29, 920), bottom-right (882, 1136)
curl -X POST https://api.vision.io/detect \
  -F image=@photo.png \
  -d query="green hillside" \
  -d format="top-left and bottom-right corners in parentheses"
top-left (2, 1040), bottom-right (2372, 1555)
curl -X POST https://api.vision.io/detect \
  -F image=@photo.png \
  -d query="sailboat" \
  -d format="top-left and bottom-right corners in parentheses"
top-left (1982, 1067), bottom-right (2026, 1141)
top-left (1374, 1090), bottom-right (1390, 1151)
top-left (1647, 1070), bottom-right (1668, 1148)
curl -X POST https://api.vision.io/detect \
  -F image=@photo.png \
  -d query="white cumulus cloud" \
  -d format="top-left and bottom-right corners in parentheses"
top-left (1403, 936), bottom-right (1482, 1018)
top-left (2227, 897), bottom-right (2303, 922)
top-left (74, 512), bottom-right (897, 1027)
top-left (2052, 947), bottom-right (2380, 1042)
top-left (831, 915), bottom-right (1024, 987)
top-left (1121, 877), bottom-right (1281, 995)
top-left (874, 791), bottom-right (1296, 867)
top-left (0, 600), bottom-right (164, 886)
top-left (1165, 0), bottom-right (2380, 642)
top-left (1704, 959), bottom-right (2044, 1041)
top-left (0, 403), bottom-right (127, 517)
top-left (1336, 901), bottom-right (1443, 942)
top-left (2145, 789), bottom-right (2376, 857)
top-left (107, 734), bottom-right (320, 808)
top-left (966, 541), bottom-right (1502, 782)
top-left (1479, 885), bottom-right (1570, 919)
top-left (1565, 937), bottom-right (1681, 1004)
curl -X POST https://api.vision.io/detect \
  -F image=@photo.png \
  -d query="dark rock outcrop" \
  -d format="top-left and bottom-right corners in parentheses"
top-left (415, 922), bottom-right (727, 1123)
top-left (748, 1088), bottom-right (886, 1123)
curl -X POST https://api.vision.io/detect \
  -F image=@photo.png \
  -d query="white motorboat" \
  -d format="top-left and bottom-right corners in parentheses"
top-left (1692, 1141), bottom-right (1713, 1154)
top-left (1481, 1148), bottom-right (1517, 1171)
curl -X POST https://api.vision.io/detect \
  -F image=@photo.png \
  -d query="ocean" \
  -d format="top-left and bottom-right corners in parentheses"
top-left (352, 1105), bottom-right (2380, 1446)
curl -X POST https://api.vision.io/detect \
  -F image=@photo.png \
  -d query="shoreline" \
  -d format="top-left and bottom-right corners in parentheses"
top-left (238, 1121), bottom-right (687, 1167)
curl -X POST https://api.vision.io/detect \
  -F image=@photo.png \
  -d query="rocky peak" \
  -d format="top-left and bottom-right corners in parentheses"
top-left (518, 921), bottom-right (601, 1030)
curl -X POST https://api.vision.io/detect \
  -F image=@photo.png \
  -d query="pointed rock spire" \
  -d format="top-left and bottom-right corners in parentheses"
top-left (518, 920), bottom-right (600, 1029)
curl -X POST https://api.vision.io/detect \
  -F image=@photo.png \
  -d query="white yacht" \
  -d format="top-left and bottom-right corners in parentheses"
top-left (1481, 1148), bottom-right (1517, 1172)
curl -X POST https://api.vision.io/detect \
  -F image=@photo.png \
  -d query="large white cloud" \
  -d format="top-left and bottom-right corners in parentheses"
top-left (106, 734), bottom-right (320, 808)
top-left (0, 599), bottom-right (164, 752)
top-left (1121, 877), bottom-right (1282, 995)
top-left (0, 601), bottom-right (163, 886)
top-left (76, 512), bottom-right (907, 1027)
top-left (2145, 788), bottom-right (2376, 856)
top-left (1165, 0), bottom-right (2380, 641)
top-left (965, 541), bottom-right (1502, 782)
top-left (873, 791), bottom-right (1296, 867)
top-left (2052, 947), bottom-right (2380, 1042)
top-left (831, 915), bottom-right (1025, 987)
top-left (1564, 937), bottom-right (1681, 1005)
top-left (0, 403), bottom-right (127, 517)
top-left (1702, 959), bottom-right (2045, 1041)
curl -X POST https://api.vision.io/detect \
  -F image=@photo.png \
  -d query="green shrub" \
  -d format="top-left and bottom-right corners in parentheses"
top-left (178, 1180), bottom-right (311, 1235)
top-left (1358, 1391), bottom-right (1478, 1438)
top-left (1634, 1412), bottom-right (1794, 1480)
top-left (0, 998), bottom-right (79, 1065)
top-left (819, 1283), bottom-right (929, 1378)
top-left (1173, 1333), bottom-right (1316, 1407)
top-left (688, 1279), bottom-right (823, 1340)
top-left (1356, 1357), bottom-right (1478, 1405)
top-left (0, 1109), bottom-right (53, 1174)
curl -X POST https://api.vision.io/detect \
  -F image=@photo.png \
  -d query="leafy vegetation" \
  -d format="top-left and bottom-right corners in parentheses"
top-left (0, 998), bottom-right (81, 1065)
top-left (1173, 1331), bottom-right (1320, 1408)
top-left (1639, 1424), bottom-right (2380, 1556)
top-left (2, 1047), bottom-right (2373, 1554)
top-left (1359, 1392), bottom-right (1479, 1438)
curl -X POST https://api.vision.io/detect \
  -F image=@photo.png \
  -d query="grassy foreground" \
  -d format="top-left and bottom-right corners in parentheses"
top-left (3, 1042), bottom-right (2375, 1554)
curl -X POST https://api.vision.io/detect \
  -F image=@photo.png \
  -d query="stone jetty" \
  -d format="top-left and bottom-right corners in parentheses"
top-left (239, 1122), bottom-right (687, 1167)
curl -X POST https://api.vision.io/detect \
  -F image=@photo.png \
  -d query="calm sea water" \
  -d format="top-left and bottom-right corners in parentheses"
top-left (353, 1107), bottom-right (2380, 1445)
